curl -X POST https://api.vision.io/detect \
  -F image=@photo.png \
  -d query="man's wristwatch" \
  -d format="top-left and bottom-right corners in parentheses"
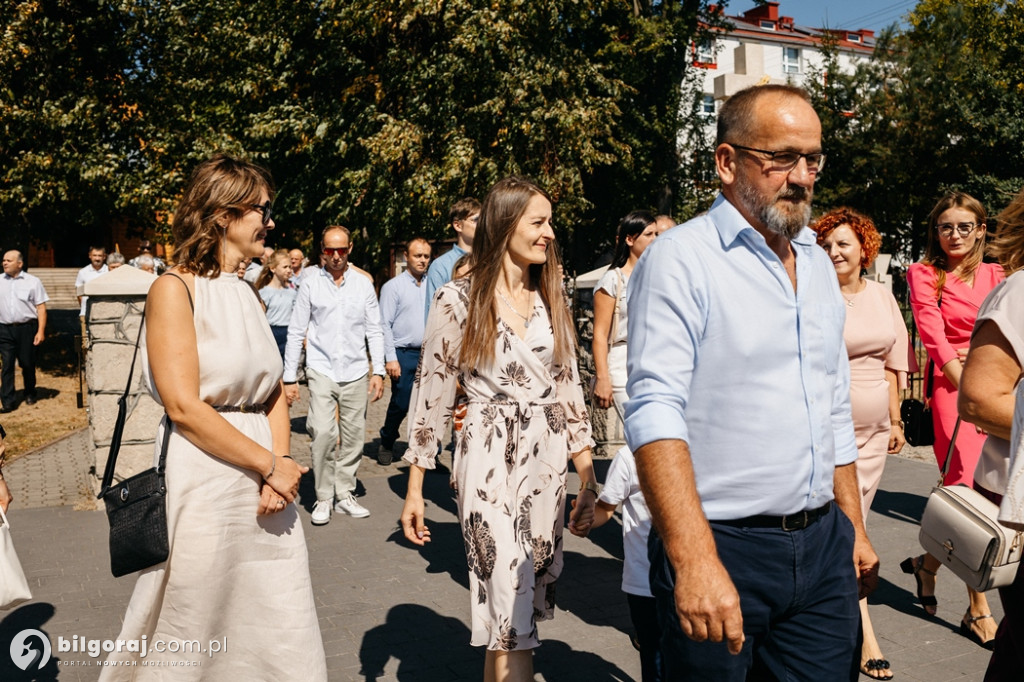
top-left (283, 381), bottom-right (297, 386)
top-left (578, 481), bottom-right (600, 496)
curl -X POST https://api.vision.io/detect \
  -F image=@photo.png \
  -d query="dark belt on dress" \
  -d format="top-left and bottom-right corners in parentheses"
top-left (212, 403), bottom-right (268, 414)
top-left (712, 501), bottom-right (832, 532)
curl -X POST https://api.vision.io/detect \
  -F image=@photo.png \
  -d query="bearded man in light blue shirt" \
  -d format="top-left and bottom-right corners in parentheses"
top-left (625, 84), bottom-right (878, 681)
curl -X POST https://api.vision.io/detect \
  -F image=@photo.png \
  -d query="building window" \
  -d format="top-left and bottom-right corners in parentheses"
top-left (783, 47), bottom-right (801, 74)
top-left (847, 33), bottom-right (861, 42)
top-left (696, 39), bottom-right (716, 64)
top-left (701, 94), bottom-right (716, 117)
top-left (760, 20), bottom-right (775, 30)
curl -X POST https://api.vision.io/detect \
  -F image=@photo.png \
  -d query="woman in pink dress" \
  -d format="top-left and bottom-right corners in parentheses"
top-left (813, 208), bottom-right (914, 680)
top-left (903, 191), bottom-right (1004, 648)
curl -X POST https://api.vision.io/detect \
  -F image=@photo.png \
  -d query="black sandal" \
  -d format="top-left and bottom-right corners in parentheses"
top-left (860, 658), bottom-right (893, 680)
top-left (960, 612), bottom-right (996, 650)
top-left (900, 555), bottom-right (938, 615)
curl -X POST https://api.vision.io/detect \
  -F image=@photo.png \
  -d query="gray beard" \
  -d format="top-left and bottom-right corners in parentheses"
top-left (737, 179), bottom-right (812, 240)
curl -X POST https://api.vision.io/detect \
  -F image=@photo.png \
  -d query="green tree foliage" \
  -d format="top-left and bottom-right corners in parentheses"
top-left (0, 0), bottom-right (717, 272)
top-left (805, 0), bottom-right (1024, 261)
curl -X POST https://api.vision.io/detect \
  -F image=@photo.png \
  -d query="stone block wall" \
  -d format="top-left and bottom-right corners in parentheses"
top-left (85, 297), bottom-right (161, 490)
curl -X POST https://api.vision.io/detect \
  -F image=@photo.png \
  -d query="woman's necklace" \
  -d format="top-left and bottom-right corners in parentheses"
top-left (840, 279), bottom-right (863, 307)
top-left (497, 289), bottom-right (533, 328)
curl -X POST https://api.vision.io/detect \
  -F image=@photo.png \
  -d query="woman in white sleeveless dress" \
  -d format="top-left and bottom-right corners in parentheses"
top-left (102, 155), bottom-right (326, 680)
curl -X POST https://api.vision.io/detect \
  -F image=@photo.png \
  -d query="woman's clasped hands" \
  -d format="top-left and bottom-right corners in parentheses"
top-left (258, 453), bottom-right (308, 515)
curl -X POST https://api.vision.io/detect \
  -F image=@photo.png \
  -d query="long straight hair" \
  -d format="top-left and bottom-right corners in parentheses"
top-left (610, 210), bottom-right (657, 269)
top-left (921, 191), bottom-right (987, 299)
top-left (460, 177), bottom-right (575, 368)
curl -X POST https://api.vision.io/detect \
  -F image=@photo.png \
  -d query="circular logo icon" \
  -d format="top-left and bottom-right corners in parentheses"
top-left (9, 629), bottom-right (51, 671)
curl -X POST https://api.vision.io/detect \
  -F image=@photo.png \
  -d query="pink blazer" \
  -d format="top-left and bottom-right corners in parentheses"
top-left (907, 261), bottom-right (1005, 374)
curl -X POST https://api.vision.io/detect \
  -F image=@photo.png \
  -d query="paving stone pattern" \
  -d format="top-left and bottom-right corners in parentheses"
top-left (0, 384), bottom-right (1003, 681)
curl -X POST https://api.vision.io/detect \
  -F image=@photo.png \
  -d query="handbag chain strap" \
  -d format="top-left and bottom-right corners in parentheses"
top-left (607, 268), bottom-right (623, 344)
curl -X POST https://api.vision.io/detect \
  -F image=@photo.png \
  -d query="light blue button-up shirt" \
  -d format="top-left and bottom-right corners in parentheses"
top-left (379, 270), bottom-right (426, 362)
top-left (624, 194), bottom-right (857, 520)
top-left (423, 244), bottom-right (466, 321)
top-left (283, 266), bottom-right (385, 383)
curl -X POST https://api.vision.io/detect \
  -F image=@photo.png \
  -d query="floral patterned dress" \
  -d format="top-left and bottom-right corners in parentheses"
top-left (404, 278), bottom-right (593, 651)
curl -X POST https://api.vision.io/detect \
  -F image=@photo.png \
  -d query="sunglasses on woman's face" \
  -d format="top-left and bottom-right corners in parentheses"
top-left (250, 202), bottom-right (273, 226)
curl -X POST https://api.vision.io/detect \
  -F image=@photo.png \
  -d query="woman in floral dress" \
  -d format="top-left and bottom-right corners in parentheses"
top-left (401, 176), bottom-right (598, 682)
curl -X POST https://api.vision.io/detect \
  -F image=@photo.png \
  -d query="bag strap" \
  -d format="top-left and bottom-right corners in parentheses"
top-left (937, 416), bottom-right (962, 487)
top-left (98, 312), bottom-right (146, 496)
top-left (608, 268), bottom-right (623, 344)
top-left (924, 290), bottom-right (943, 400)
top-left (97, 273), bottom-right (192, 496)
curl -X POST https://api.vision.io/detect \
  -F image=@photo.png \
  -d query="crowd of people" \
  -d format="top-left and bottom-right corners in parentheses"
top-left (4, 81), bottom-right (1024, 681)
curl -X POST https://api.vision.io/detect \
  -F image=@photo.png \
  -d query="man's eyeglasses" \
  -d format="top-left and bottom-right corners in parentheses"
top-left (323, 246), bottom-right (350, 257)
top-left (250, 201), bottom-right (273, 226)
top-left (936, 222), bottom-right (978, 238)
top-left (729, 144), bottom-right (826, 174)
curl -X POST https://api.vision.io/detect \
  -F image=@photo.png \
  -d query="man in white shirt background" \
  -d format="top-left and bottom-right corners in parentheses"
top-left (1, 250), bottom-right (49, 412)
top-left (75, 245), bottom-right (108, 317)
top-left (283, 226), bottom-right (385, 525)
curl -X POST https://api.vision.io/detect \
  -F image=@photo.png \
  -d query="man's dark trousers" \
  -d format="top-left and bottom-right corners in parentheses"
top-left (379, 347), bottom-right (419, 449)
top-left (0, 319), bottom-right (38, 408)
top-left (649, 503), bottom-right (859, 681)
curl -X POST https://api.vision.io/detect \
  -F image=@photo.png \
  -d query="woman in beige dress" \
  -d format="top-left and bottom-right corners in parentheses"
top-left (402, 176), bottom-right (598, 682)
top-left (813, 208), bottom-right (914, 680)
top-left (102, 155), bottom-right (326, 679)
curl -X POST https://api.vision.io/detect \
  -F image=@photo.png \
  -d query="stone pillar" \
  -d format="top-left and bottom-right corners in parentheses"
top-left (81, 266), bottom-right (161, 490)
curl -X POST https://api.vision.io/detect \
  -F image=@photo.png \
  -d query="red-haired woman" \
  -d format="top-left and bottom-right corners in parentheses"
top-left (903, 192), bottom-right (1004, 647)
top-left (813, 208), bottom-right (915, 680)
top-left (401, 177), bottom-right (597, 682)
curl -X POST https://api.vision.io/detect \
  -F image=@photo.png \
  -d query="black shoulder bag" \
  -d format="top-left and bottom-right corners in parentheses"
top-left (97, 273), bottom-right (192, 577)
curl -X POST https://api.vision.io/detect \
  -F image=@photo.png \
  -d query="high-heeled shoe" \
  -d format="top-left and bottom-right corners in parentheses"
top-left (900, 555), bottom-right (938, 615)
top-left (960, 612), bottom-right (996, 650)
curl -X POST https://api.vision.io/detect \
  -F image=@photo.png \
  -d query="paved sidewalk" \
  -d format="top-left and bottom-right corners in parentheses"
top-left (0, 385), bottom-right (1005, 681)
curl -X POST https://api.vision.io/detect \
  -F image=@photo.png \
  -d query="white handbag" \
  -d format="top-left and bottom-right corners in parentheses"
top-left (918, 419), bottom-right (1024, 592)
top-left (0, 504), bottom-right (32, 610)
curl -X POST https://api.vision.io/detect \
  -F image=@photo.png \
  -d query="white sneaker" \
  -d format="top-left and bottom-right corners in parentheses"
top-left (334, 494), bottom-right (370, 518)
top-left (311, 500), bottom-right (332, 525)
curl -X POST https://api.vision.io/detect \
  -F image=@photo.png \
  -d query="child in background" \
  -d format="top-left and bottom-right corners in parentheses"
top-left (256, 249), bottom-right (297, 357)
top-left (581, 445), bottom-right (661, 681)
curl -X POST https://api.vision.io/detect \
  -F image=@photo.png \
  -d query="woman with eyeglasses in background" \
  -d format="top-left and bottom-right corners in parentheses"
top-left (902, 191), bottom-right (1004, 648)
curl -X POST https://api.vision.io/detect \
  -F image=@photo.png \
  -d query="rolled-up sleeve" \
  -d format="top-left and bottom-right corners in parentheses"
top-left (831, 344), bottom-right (859, 466)
top-left (624, 239), bottom-right (705, 451)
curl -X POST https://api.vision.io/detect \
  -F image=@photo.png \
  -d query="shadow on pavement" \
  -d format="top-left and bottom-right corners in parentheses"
top-left (358, 603), bottom-right (482, 680)
top-left (871, 488), bottom-right (928, 525)
top-left (0, 603), bottom-right (61, 680)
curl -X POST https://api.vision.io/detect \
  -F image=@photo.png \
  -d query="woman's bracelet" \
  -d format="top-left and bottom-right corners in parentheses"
top-left (891, 419), bottom-right (905, 429)
top-left (265, 453), bottom-right (276, 479)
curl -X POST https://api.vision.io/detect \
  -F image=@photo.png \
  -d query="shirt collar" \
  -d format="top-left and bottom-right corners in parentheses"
top-left (711, 193), bottom-right (816, 248)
